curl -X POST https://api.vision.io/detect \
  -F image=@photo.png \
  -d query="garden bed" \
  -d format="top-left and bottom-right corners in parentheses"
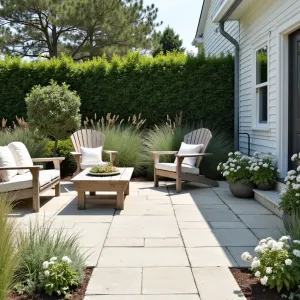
top-left (9, 268), bottom-right (93, 300)
top-left (231, 268), bottom-right (289, 300)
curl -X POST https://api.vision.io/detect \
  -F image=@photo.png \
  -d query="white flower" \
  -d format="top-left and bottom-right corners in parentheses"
top-left (266, 267), bottom-right (272, 274)
top-left (62, 256), bottom-right (72, 264)
top-left (296, 193), bottom-right (300, 197)
top-left (290, 176), bottom-right (296, 180)
top-left (42, 261), bottom-right (49, 269)
top-left (258, 162), bottom-right (263, 166)
top-left (254, 271), bottom-right (261, 278)
top-left (292, 183), bottom-right (300, 190)
top-left (217, 165), bottom-right (220, 171)
top-left (260, 276), bottom-right (268, 285)
top-left (279, 236), bottom-right (291, 242)
top-left (234, 151), bottom-right (241, 155)
top-left (263, 163), bottom-right (268, 168)
top-left (254, 166), bottom-right (260, 171)
top-left (254, 151), bottom-right (260, 156)
top-left (285, 259), bottom-right (293, 266)
top-left (291, 154), bottom-right (298, 161)
top-left (272, 241), bottom-right (284, 251)
top-left (228, 152), bottom-right (233, 156)
top-left (255, 245), bottom-right (265, 254)
top-left (224, 165), bottom-right (229, 170)
top-left (297, 165), bottom-right (300, 171)
top-left (44, 270), bottom-right (50, 277)
top-left (50, 257), bottom-right (57, 262)
top-left (237, 166), bottom-right (241, 170)
top-left (251, 258), bottom-right (261, 268)
top-left (259, 239), bottom-right (267, 245)
top-left (286, 181), bottom-right (291, 186)
top-left (230, 163), bottom-right (235, 167)
top-left (49, 261), bottom-right (55, 265)
top-left (230, 168), bottom-right (234, 171)
top-left (293, 250), bottom-right (300, 257)
top-left (297, 175), bottom-right (300, 182)
top-left (293, 240), bottom-right (300, 244)
top-left (288, 170), bottom-right (296, 175)
top-left (241, 252), bottom-right (253, 262)
top-left (223, 171), bottom-right (229, 177)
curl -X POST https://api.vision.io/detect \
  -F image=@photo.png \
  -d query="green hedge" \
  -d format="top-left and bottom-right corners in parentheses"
top-left (0, 52), bottom-right (234, 134)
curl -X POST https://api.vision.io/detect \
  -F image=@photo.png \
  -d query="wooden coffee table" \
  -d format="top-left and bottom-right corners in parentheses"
top-left (71, 167), bottom-right (134, 210)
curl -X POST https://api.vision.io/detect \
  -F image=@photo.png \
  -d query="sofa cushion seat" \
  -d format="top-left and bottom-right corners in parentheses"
top-left (0, 169), bottom-right (60, 193)
top-left (156, 163), bottom-right (199, 175)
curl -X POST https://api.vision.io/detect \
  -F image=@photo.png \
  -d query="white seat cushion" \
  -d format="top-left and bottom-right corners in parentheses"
top-left (80, 161), bottom-right (108, 169)
top-left (0, 169), bottom-right (60, 193)
top-left (156, 163), bottom-right (199, 175)
top-left (0, 146), bottom-right (18, 182)
top-left (175, 142), bottom-right (203, 166)
top-left (8, 142), bottom-right (33, 174)
top-left (80, 146), bottom-right (103, 167)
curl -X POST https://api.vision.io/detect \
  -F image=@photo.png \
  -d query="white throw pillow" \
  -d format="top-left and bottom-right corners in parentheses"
top-left (8, 142), bottom-right (33, 175)
top-left (175, 142), bottom-right (203, 166)
top-left (0, 146), bottom-right (18, 182)
top-left (80, 146), bottom-right (103, 166)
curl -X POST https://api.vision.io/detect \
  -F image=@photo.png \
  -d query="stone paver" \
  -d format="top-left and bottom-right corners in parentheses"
top-left (227, 202), bottom-right (273, 215)
top-left (181, 228), bottom-right (258, 247)
top-left (227, 246), bottom-right (256, 267)
top-left (145, 238), bottom-right (183, 247)
top-left (239, 214), bottom-right (284, 229)
top-left (187, 247), bottom-right (238, 267)
top-left (143, 267), bottom-right (197, 294)
top-left (105, 238), bottom-right (144, 247)
top-left (178, 221), bottom-right (211, 229)
top-left (86, 268), bottom-right (142, 295)
top-left (84, 296), bottom-right (200, 300)
top-left (118, 203), bottom-right (174, 216)
top-left (251, 228), bottom-right (282, 240)
top-left (210, 221), bottom-right (247, 229)
top-left (192, 267), bottom-right (246, 300)
top-left (98, 247), bottom-right (189, 267)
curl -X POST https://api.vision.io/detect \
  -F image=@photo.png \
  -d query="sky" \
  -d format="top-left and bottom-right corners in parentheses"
top-left (143, 0), bottom-right (204, 53)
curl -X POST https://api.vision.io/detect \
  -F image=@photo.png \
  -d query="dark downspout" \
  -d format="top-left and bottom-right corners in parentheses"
top-left (219, 22), bottom-right (239, 151)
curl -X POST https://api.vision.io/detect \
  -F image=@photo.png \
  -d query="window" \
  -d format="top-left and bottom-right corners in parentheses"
top-left (255, 46), bottom-right (268, 124)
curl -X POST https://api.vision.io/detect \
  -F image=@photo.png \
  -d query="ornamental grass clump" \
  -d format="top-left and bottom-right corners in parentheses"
top-left (250, 152), bottom-right (279, 187)
top-left (279, 153), bottom-right (300, 215)
top-left (217, 151), bottom-right (253, 183)
top-left (241, 236), bottom-right (300, 292)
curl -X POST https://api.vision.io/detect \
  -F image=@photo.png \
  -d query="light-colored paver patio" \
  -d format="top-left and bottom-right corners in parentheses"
top-left (10, 180), bottom-right (285, 300)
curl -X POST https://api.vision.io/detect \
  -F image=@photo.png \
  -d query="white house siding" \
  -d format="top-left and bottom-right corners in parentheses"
top-left (238, 0), bottom-right (300, 176)
top-left (202, 0), bottom-right (239, 56)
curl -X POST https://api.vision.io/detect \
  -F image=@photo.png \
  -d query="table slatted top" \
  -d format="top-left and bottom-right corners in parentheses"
top-left (71, 167), bottom-right (134, 183)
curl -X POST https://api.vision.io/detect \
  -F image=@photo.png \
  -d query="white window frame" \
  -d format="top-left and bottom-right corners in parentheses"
top-left (252, 39), bottom-right (269, 130)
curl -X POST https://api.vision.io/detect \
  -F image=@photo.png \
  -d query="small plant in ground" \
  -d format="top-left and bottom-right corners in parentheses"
top-left (250, 152), bottom-right (279, 185)
top-left (0, 194), bottom-right (19, 300)
top-left (40, 256), bottom-right (79, 298)
top-left (15, 219), bottom-right (86, 296)
top-left (241, 236), bottom-right (300, 292)
top-left (217, 152), bottom-right (253, 183)
top-left (26, 80), bottom-right (81, 156)
top-left (279, 153), bottom-right (300, 215)
top-left (90, 164), bottom-right (117, 173)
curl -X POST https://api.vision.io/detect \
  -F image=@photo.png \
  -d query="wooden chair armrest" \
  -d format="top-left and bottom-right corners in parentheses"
top-left (32, 157), bottom-right (65, 163)
top-left (0, 165), bottom-right (43, 170)
top-left (103, 150), bottom-right (118, 154)
top-left (151, 151), bottom-right (178, 155)
top-left (70, 152), bottom-right (82, 156)
top-left (103, 150), bottom-right (117, 166)
top-left (175, 153), bottom-right (213, 158)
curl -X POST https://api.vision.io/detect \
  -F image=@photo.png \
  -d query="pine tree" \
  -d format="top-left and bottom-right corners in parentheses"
top-left (0, 0), bottom-right (161, 60)
top-left (152, 26), bottom-right (185, 57)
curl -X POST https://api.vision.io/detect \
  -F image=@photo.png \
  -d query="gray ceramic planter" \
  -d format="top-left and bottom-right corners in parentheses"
top-left (257, 182), bottom-right (275, 190)
top-left (229, 181), bottom-right (254, 198)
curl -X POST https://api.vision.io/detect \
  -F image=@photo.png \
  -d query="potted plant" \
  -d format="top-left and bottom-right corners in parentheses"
top-left (279, 153), bottom-right (300, 224)
top-left (251, 152), bottom-right (279, 190)
top-left (217, 151), bottom-right (254, 198)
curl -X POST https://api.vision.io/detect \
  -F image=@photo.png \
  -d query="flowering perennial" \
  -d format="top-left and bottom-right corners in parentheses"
top-left (241, 236), bottom-right (300, 292)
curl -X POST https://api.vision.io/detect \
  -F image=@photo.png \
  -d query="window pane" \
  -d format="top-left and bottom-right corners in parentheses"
top-left (257, 86), bottom-right (268, 123)
top-left (256, 46), bottom-right (268, 84)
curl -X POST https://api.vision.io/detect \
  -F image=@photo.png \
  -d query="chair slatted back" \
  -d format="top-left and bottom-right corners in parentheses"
top-left (184, 128), bottom-right (212, 167)
top-left (70, 129), bottom-right (105, 152)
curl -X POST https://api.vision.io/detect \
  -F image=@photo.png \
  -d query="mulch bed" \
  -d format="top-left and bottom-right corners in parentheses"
top-left (231, 268), bottom-right (290, 300)
top-left (9, 268), bottom-right (93, 300)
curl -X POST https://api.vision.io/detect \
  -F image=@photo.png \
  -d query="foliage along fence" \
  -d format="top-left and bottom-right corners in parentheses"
top-left (0, 52), bottom-right (234, 134)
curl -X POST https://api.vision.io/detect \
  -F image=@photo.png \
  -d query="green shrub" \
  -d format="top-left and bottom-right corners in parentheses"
top-left (15, 219), bottom-right (86, 295)
top-left (284, 212), bottom-right (300, 240)
top-left (45, 139), bottom-right (76, 177)
top-left (0, 127), bottom-right (48, 158)
top-left (0, 53), bottom-right (234, 135)
top-left (26, 80), bottom-right (81, 156)
top-left (102, 127), bottom-right (144, 176)
top-left (0, 194), bottom-right (19, 300)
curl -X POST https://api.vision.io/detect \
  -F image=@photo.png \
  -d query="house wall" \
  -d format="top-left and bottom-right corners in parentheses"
top-left (238, 0), bottom-right (300, 176)
top-left (202, 0), bottom-right (239, 56)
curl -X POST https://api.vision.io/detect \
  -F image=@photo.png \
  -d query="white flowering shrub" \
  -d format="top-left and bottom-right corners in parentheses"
top-left (217, 151), bottom-right (253, 183)
top-left (279, 153), bottom-right (300, 215)
top-left (250, 152), bottom-right (279, 185)
top-left (40, 256), bottom-right (79, 297)
top-left (241, 236), bottom-right (300, 292)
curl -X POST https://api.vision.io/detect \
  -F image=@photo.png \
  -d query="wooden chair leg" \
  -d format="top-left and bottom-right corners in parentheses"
top-left (30, 168), bottom-right (40, 212)
top-left (176, 177), bottom-right (182, 193)
top-left (154, 168), bottom-right (159, 187)
top-left (176, 157), bottom-right (183, 193)
top-left (55, 182), bottom-right (60, 197)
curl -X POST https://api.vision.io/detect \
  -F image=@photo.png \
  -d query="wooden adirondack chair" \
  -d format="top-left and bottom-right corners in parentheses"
top-left (152, 128), bottom-right (219, 192)
top-left (70, 129), bottom-right (117, 176)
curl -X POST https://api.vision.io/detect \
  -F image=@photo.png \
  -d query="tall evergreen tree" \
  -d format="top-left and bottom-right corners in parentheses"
top-left (0, 0), bottom-right (161, 60)
top-left (152, 26), bottom-right (185, 57)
